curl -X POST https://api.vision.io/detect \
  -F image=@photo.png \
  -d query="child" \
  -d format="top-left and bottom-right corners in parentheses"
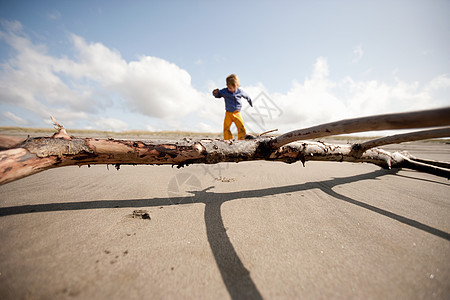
top-left (212, 74), bottom-right (253, 140)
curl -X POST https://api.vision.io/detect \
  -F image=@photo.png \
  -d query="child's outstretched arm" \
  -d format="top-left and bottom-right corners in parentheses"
top-left (212, 89), bottom-right (221, 98)
top-left (242, 91), bottom-right (253, 107)
top-left (247, 97), bottom-right (253, 107)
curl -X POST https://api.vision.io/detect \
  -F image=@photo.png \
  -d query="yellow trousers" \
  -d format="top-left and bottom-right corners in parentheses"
top-left (223, 111), bottom-right (246, 140)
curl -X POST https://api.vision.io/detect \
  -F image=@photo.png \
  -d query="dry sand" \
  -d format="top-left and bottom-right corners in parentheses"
top-left (0, 141), bottom-right (449, 299)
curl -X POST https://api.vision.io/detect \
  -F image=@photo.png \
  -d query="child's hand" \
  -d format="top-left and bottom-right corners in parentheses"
top-left (248, 99), bottom-right (253, 107)
top-left (212, 89), bottom-right (219, 97)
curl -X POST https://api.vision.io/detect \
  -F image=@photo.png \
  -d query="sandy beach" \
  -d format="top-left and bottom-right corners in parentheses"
top-left (0, 141), bottom-right (449, 299)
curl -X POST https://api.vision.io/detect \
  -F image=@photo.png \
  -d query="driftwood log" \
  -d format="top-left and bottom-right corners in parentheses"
top-left (0, 107), bottom-right (449, 185)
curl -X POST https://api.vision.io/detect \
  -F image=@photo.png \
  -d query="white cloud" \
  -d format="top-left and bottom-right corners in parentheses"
top-left (58, 34), bottom-right (207, 119)
top-left (112, 55), bottom-right (205, 118)
top-left (352, 44), bottom-right (363, 63)
top-left (94, 117), bottom-right (128, 131)
top-left (264, 58), bottom-right (345, 131)
top-left (312, 57), bottom-right (331, 80)
top-left (0, 22), bottom-right (208, 130)
top-left (0, 19), bottom-right (22, 33)
top-left (62, 34), bottom-right (127, 83)
top-left (3, 111), bottom-right (28, 125)
top-left (47, 10), bottom-right (61, 20)
top-left (237, 58), bottom-right (450, 134)
top-left (0, 25), bottom-right (98, 124)
top-left (196, 122), bottom-right (215, 132)
top-left (0, 21), bottom-right (448, 136)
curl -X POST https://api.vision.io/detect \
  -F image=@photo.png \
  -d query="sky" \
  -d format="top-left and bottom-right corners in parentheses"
top-left (0, 0), bottom-right (449, 134)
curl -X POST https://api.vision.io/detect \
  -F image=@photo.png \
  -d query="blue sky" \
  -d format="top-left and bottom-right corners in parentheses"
top-left (0, 0), bottom-right (449, 133)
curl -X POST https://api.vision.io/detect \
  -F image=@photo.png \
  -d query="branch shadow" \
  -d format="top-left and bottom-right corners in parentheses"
top-left (1, 168), bottom-right (449, 299)
top-left (315, 181), bottom-right (450, 241)
top-left (203, 198), bottom-right (263, 300)
top-left (393, 172), bottom-right (450, 187)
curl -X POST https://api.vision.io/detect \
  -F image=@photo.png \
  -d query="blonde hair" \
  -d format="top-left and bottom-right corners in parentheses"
top-left (226, 74), bottom-right (240, 88)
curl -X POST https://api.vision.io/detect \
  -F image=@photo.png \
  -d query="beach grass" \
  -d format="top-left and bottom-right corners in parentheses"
top-left (0, 126), bottom-right (448, 143)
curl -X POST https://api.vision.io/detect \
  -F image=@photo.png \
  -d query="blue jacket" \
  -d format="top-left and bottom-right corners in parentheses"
top-left (214, 88), bottom-right (253, 112)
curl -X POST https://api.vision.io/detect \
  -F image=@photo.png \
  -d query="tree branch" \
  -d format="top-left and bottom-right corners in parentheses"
top-left (1, 135), bottom-right (448, 185)
top-left (0, 135), bottom-right (26, 150)
top-left (408, 157), bottom-right (450, 169)
top-left (398, 153), bottom-right (450, 178)
top-left (271, 107), bottom-right (450, 148)
top-left (353, 127), bottom-right (450, 152)
top-left (1, 107), bottom-right (449, 185)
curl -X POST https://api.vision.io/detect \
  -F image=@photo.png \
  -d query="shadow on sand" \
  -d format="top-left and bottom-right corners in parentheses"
top-left (1, 168), bottom-right (449, 299)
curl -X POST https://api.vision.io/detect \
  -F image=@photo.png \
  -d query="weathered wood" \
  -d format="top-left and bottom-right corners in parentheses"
top-left (408, 157), bottom-right (450, 169)
top-left (0, 148), bottom-right (58, 184)
top-left (0, 107), bottom-right (449, 185)
top-left (0, 135), bottom-right (448, 185)
top-left (355, 127), bottom-right (450, 152)
top-left (0, 135), bottom-right (26, 150)
top-left (397, 152), bottom-right (450, 178)
top-left (272, 107), bottom-right (450, 148)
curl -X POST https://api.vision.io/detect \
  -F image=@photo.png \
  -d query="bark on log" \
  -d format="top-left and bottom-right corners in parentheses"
top-left (1, 107), bottom-right (449, 185)
top-left (0, 134), bottom-right (448, 185)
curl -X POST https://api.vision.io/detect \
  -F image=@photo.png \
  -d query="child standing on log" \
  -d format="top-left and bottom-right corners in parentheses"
top-left (212, 74), bottom-right (253, 140)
